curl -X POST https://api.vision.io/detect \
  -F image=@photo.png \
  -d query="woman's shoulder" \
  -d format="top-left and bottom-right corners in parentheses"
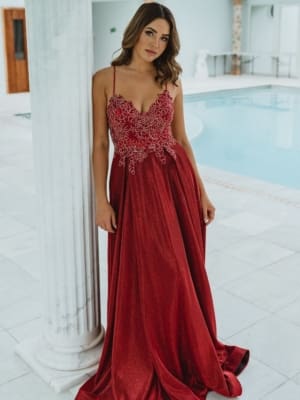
top-left (92, 67), bottom-right (115, 99)
top-left (93, 66), bottom-right (114, 84)
top-left (168, 78), bottom-right (182, 100)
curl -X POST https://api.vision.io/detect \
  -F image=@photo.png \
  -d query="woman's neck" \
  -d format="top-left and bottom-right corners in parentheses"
top-left (127, 55), bottom-right (155, 74)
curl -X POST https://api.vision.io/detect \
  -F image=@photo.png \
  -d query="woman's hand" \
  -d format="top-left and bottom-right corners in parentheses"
top-left (200, 191), bottom-right (216, 225)
top-left (96, 201), bottom-right (117, 233)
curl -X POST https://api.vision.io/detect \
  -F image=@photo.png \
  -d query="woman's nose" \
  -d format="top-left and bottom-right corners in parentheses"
top-left (152, 37), bottom-right (160, 48)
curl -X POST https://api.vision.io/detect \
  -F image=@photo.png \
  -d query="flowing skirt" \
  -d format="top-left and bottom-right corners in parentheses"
top-left (75, 143), bottom-right (249, 400)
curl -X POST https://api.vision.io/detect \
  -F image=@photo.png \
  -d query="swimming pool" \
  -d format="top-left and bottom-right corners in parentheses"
top-left (184, 85), bottom-right (300, 190)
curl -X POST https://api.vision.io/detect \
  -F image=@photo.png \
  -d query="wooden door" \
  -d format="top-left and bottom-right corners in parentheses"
top-left (2, 8), bottom-right (29, 93)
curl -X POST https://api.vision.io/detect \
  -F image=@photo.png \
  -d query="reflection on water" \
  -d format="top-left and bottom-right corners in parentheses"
top-left (184, 86), bottom-right (300, 189)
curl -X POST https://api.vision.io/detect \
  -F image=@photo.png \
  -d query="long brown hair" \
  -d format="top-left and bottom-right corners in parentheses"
top-left (111, 2), bottom-right (182, 87)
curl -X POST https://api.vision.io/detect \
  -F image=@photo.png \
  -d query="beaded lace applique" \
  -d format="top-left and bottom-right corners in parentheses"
top-left (106, 90), bottom-right (177, 174)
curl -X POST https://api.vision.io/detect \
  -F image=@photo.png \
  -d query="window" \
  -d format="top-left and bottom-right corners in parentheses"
top-left (13, 19), bottom-right (25, 59)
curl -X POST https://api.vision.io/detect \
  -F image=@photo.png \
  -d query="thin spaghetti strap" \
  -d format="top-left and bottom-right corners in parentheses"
top-left (112, 65), bottom-right (116, 96)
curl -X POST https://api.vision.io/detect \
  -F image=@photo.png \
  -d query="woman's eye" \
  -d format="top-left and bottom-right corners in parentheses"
top-left (161, 37), bottom-right (169, 42)
top-left (145, 30), bottom-right (153, 36)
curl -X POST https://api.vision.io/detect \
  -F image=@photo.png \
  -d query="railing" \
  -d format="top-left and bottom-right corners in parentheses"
top-left (207, 52), bottom-right (297, 78)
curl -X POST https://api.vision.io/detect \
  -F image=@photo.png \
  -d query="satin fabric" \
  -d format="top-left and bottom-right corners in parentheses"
top-left (75, 70), bottom-right (249, 399)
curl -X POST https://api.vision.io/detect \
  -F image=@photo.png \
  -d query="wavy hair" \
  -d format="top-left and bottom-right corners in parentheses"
top-left (111, 2), bottom-right (182, 87)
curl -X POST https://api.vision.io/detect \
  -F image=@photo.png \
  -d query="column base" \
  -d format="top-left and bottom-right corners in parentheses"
top-left (231, 69), bottom-right (241, 75)
top-left (15, 329), bottom-right (105, 393)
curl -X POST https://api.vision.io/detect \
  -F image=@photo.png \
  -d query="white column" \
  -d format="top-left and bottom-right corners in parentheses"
top-left (16, 0), bottom-right (104, 392)
top-left (297, 6), bottom-right (300, 78)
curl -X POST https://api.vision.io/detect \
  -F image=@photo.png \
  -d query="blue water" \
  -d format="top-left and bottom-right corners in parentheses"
top-left (184, 85), bottom-right (300, 189)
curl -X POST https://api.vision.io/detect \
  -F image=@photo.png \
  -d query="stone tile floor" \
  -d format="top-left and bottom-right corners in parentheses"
top-left (0, 76), bottom-right (300, 399)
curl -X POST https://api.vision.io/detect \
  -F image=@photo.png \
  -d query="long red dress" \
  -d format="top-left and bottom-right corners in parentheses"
top-left (75, 66), bottom-right (249, 400)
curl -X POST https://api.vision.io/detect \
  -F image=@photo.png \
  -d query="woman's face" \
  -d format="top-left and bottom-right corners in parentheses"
top-left (133, 18), bottom-right (170, 63)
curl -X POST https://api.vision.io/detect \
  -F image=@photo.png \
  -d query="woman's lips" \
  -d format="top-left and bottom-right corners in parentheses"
top-left (145, 49), bottom-right (157, 56)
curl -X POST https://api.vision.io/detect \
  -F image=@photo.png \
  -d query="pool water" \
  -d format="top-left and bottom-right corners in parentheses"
top-left (184, 85), bottom-right (300, 189)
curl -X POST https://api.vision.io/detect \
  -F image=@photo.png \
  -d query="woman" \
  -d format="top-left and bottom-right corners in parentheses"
top-left (75, 3), bottom-right (249, 399)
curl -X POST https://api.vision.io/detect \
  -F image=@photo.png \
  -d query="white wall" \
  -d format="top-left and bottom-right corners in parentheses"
top-left (2, 0), bottom-right (300, 94)
top-left (92, 0), bottom-right (141, 72)
top-left (249, 4), bottom-right (276, 74)
top-left (92, 0), bottom-right (233, 77)
top-left (242, 0), bottom-right (300, 77)
top-left (163, 0), bottom-right (233, 77)
top-left (279, 4), bottom-right (300, 75)
top-left (0, 0), bottom-right (25, 93)
top-left (0, 0), bottom-right (238, 93)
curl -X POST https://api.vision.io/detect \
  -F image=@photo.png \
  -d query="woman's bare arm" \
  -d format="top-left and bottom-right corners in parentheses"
top-left (92, 70), bottom-right (109, 203)
top-left (92, 69), bottom-right (117, 232)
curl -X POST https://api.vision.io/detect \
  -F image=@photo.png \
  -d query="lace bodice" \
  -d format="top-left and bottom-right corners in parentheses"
top-left (106, 87), bottom-right (177, 175)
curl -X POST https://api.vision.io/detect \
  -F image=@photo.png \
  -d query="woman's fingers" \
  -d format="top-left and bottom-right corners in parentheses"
top-left (203, 205), bottom-right (216, 225)
top-left (99, 222), bottom-right (115, 233)
top-left (203, 210), bottom-right (209, 224)
top-left (99, 219), bottom-right (115, 232)
top-left (208, 207), bottom-right (215, 220)
top-left (97, 208), bottom-right (117, 233)
top-left (111, 211), bottom-right (117, 230)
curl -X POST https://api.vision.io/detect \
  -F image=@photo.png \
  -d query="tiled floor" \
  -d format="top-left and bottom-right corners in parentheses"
top-left (0, 76), bottom-right (300, 399)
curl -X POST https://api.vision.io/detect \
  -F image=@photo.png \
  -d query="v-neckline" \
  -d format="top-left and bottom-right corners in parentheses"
top-left (107, 89), bottom-right (172, 115)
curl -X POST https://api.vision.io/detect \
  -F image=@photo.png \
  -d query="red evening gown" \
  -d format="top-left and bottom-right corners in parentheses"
top-left (75, 66), bottom-right (249, 400)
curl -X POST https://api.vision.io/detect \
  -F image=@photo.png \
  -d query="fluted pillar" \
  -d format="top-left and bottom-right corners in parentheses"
top-left (15, 0), bottom-right (104, 392)
top-left (231, 0), bottom-right (243, 75)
